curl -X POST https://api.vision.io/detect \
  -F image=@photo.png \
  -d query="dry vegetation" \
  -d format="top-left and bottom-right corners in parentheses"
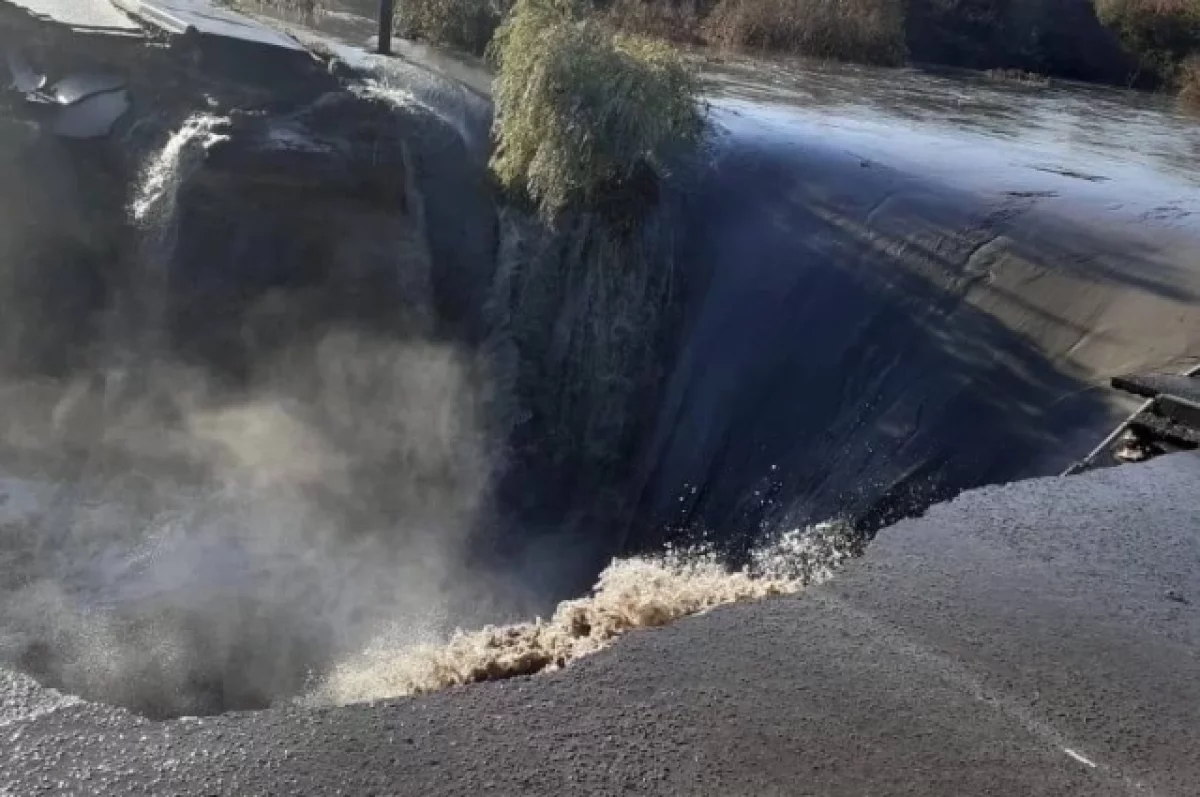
top-left (703, 0), bottom-right (907, 65)
top-left (393, 0), bottom-right (508, 54)
top-left (488, 0), bottom-right (703, 217)
top-left (985, 68), bottom-right (1052, 84)
top-left (595, 0), bottom-right (710, 43)
top-left (1180, 53), bottom-right (1200, 104)
top-left (1095, 0), bottom-right (1200, 88)
top-left (481, 0), bottom-right (702, 493)
top-left (385, 0), bottom-right (1200, 100)
top-left (394, 0), bottom-right (909, 63)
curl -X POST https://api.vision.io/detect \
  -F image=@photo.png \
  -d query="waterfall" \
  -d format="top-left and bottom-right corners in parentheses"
top-left (130, 114), bottom-right (230, 226)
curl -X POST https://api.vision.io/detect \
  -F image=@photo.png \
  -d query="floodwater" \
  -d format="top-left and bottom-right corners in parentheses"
top-left (201, 0), bottom-right (1200, 673)
top-left (249, 0), bottom-right (1200, 212)
top-left (4, 0), bottom-right (1200, 717)
top-left (632, 51), bottom-right (1200, 539)
top-left (702, 54), bottom-right (1200, 219)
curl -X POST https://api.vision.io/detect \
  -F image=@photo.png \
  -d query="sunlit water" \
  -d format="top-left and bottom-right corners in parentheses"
top-left (245, 0), bottom-right (1200, 210)
top-left (4, 1), bottom-right (1200, 713)
top-left (702, 54), bottom-right (1200, 219)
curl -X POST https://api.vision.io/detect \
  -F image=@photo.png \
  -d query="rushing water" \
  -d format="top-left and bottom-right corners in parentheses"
top-left (2, 7), bottom-right (1199, 716)
top-left (627, 52), bottom-right (1200, 540)
top-left (245, 0), bottom-right (1200, 198)
top-left (702, 54), bottom-right (1200, 214)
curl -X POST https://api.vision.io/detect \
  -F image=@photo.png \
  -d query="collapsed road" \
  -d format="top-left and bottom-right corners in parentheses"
top-left (1, 452), bottom-right (1197, 796)
top-left (2, 0), bottom-right (1200, 794)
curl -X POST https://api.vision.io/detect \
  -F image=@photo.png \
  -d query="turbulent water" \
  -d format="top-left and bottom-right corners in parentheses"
top-left (0, 97), bottom-right (501, 717)
top-left (4, 9), bottom-right (1200, 721)
top-left (0, 68), bottom-right (856, 718)
top-left (130, 114), bottom-right (231, 224)
top-left (307, 522), bottom-right (856, 705)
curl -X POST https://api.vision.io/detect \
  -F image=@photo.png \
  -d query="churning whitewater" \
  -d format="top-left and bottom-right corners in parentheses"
top-left (307, 521), bottom-right (858, 706)
top-left (130, 114), bottom-right (230, 225)
top-left (9, 0), bottom-right (1200, 734)
top-left (0, 75), bottom-right (862, 720)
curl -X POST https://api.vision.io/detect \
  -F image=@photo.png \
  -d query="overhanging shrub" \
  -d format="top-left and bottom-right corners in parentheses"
top-left (488, 0), bottom-right (704, 217)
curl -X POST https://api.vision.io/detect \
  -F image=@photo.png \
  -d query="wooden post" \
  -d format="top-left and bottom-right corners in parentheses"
top-left (378, 0), bottom-right (394, 54)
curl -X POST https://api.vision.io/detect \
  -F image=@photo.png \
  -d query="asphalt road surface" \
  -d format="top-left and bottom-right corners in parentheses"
top-left (2, 452), bottom-right (1197, 796)
top-left (2, 0), bottom-right (140, 32)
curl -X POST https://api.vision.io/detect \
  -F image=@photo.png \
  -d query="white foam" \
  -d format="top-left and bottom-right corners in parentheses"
top-left (308, 521), bottom-right (857, 706)
top-left (130, 114), bottom-right (230, 224)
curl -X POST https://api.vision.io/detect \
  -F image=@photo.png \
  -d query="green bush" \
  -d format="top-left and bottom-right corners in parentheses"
top-left (488, 0), bottom-right (704, 217)
top-left (702, 0), bottom-right (907, 64)
top-left (394, 0), bottom-right (509, 54)
top-left (1095, 0), bottom-right (1200, 85)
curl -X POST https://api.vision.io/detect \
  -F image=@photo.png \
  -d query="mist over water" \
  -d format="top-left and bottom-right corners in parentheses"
top-left (0, 330), bottom-right (505, 717)
top-left (0, 107), bottom-right (516, 718)
top-left (8, 21), bottom-right (1194, 719)
top-left (0, 86), bottom-right (852, 719)
top-left (308, 522), bottom-right (857, 706)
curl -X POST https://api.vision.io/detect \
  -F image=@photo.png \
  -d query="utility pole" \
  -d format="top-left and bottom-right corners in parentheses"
top-left (378, 0), bottom-right (394, 54)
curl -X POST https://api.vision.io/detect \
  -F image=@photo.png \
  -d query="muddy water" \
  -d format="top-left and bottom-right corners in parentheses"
top-left (4, 7), bottom-right (1200, 714)
top-left (243, 1), bottom-right (1200, 665)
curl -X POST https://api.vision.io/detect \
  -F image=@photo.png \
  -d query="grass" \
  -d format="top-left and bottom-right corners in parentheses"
top-left (1094, 0), bottom-right (1200, 87)
top-left (479, 0), bottom-right (700, 490)
top-left (387, 0), bottom-right (909, 64)
top-left (1180, 53), bottom-right (1200, 104)
top-left (702, 0), bottom-right (907, 65)
top-left (488, 0), bottom-right (704, 218)
top-left (386, 0), bottom-right (1200, 99)
top-left (393, 0), bottom-right (509, 54)
top-left (596, 0), bottom-right (709, 44)
top-left (985, 68), bottom-right (1051, 85)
